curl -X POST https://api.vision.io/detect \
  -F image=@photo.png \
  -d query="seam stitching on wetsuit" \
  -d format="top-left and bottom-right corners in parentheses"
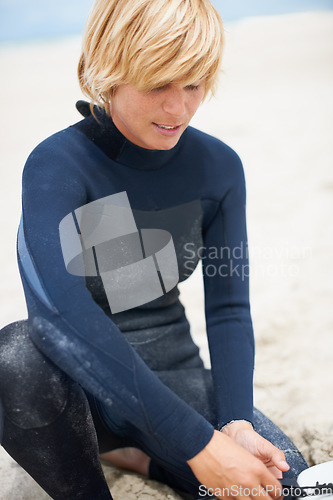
top-left (115, 135), bottom-right (127, 159)
top-left (201, 194), bottom-right (231, 233)
top-left (202, 195), bottom-right (230, 204)
top-left (126, 327), bottom-right (180, 346)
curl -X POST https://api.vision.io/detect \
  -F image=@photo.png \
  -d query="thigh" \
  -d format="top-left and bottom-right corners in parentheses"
top-left (93, 364), bottom-right (217, 451)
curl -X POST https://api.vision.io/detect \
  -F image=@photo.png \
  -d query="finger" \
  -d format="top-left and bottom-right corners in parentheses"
top-left (259, 440), bottom-right (290, 473)
top-left (266, 465), bottom-right (283, 479)
top-left (263, 482), bottom-right (284, 500)
top-left (255, 484), bottom-right (274, 500)
top-left (260, 468), bottom-right (285, 500)
top-left (271, 453), bottom-right (290, 473)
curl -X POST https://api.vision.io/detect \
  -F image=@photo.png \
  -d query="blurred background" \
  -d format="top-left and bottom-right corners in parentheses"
top-left (0, 0), bottom-right (332, 43)
top-left (0, 1), bottom-right (332, 498)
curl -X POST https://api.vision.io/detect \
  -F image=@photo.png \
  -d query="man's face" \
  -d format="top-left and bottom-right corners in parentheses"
top-left (109, 80), bottom-right (206, 150)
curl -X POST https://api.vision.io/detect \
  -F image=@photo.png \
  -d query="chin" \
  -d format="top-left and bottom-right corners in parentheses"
top-left (156, 144), bottom-right (176, 151)
top-left (153, 138), bottom-right (180, 151)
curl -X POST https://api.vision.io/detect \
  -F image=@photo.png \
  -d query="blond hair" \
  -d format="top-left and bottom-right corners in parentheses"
top-left (78, 0), bottom-right (224, 111)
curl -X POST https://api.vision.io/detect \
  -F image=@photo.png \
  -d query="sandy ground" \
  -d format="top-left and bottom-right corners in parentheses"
top-left (0, 11), bottom-right (332, 499)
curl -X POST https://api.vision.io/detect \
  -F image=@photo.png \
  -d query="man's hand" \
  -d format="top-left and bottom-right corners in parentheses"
top-left (187, 430), bottom-right (284, 500)
top-left (222, 421), bottom-right (290, 479)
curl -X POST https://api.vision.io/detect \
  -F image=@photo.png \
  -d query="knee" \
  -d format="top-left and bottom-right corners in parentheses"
top-left (0, 320), bottom-right (69, 429)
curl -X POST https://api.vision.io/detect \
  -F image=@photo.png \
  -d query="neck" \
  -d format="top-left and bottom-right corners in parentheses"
top-left (73, 104), bottom-right (187, 170)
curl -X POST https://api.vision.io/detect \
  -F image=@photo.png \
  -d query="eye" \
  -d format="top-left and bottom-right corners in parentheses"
top-left (186, 84), bottom-right (200, 91)
top-left (150, 84), bottom-right (169, 93)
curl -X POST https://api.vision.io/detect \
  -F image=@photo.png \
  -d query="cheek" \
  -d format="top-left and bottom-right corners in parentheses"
top-left (189, 93), bottom-right (204, 115)
top-left (128, 100), bottom-right (154, 123)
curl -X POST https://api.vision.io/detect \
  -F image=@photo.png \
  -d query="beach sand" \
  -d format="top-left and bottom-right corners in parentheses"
top-left (0, 11), bottom-right (332, 499)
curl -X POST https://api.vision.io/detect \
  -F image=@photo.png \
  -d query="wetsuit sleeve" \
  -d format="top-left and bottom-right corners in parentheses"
top-left (18, 136), bottom-right (214, 462)
top-left (202, 153), bottom-right (255, 428)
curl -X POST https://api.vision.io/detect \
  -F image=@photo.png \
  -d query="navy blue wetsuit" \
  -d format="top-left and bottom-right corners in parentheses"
top-left (19, 106), bottom-right (253, 451)
top-left (2, 106), bottom-right (307, 498)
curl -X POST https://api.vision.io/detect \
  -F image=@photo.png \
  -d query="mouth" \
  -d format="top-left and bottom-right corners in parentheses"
top-left (153, 123), bottom-right (182, 136)
top-left (155, 124), bottom-right (180, 130)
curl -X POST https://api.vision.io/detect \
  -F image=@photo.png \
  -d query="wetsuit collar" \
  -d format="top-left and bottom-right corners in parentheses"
top-left (73, 102), bottom-right (186, 171)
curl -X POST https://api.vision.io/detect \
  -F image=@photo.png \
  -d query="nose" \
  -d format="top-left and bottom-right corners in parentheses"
top-left (162, 86), bottom-right (186, 117)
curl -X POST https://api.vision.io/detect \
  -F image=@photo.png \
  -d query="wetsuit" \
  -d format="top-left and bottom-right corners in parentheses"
top-left (0, 105), bottom-right (308, 499)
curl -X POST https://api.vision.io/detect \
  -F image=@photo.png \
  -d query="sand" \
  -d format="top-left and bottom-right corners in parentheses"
top-left (0, 11), bottom-right (332, 499)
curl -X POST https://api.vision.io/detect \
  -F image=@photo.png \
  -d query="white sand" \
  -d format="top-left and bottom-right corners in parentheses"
top-left (0, 11), bottom-right (332, 499)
